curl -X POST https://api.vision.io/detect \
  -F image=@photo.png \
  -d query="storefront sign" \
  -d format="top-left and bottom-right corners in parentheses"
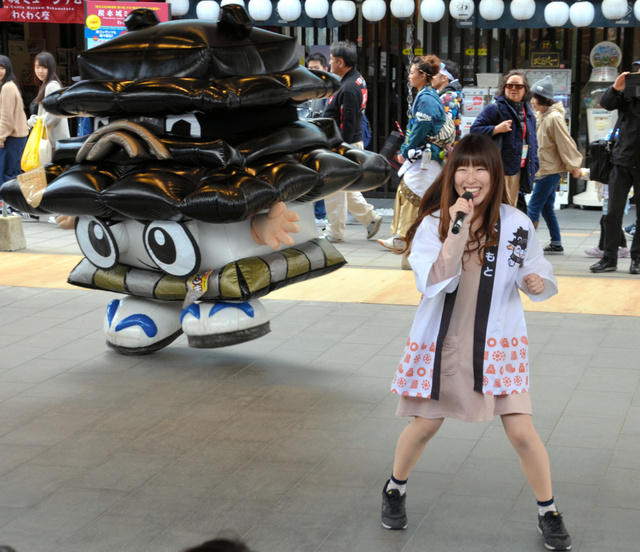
top-left (531, 53), bottom-right (560, 68)
top-left (85, 1), bottom-right (170, 49)
top-left (0, 0), bottom-right (84, 24)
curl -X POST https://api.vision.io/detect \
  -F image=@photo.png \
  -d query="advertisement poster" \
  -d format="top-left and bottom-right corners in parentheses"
top-left (0, 0), bottom-right (84, 24)
top-left (85, 1), bottom-right (170, 50)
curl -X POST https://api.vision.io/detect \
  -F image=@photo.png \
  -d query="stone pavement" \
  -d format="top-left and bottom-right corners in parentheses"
top-left (0, 202), bottom-right (639, 552)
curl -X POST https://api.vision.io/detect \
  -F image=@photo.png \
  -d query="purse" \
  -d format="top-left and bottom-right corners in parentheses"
top-left (588, 116), bottom-right (622, 184)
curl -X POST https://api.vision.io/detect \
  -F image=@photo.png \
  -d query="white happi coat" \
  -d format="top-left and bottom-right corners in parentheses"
top-left (391, 204), bottom-right (557, 399)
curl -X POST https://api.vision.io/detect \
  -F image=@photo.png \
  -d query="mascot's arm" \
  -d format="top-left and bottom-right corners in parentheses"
top-left (251, 201), bottom-right (300, 250)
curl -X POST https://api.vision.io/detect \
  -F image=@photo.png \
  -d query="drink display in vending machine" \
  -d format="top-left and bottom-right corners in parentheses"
top-left (573, 42), bottom-right (621, 207)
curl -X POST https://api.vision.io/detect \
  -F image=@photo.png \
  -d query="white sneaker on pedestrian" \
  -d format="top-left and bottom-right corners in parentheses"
top-left (322, 233), bottom-right (344, 244)
top-left (584, 246), bottom-right (604, 258)
top-left (618, 247), bottom-right (630, 258)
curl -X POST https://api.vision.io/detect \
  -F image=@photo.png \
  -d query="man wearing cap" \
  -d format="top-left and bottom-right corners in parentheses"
top-left (590, 62), bottom-right (640, 274)
top-left (528, 75), bottom-right (582, 255)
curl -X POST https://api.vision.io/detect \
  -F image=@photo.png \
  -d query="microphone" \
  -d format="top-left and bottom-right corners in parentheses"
top-left (451, 192), bottom-right (474, 235)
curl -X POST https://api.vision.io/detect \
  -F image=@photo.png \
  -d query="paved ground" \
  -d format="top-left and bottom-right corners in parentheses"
top-left (0, 202), bottom-right (639, 552)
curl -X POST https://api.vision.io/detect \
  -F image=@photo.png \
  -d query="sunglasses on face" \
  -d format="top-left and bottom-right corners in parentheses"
top-left (505, 83), bottom-right (525, 90)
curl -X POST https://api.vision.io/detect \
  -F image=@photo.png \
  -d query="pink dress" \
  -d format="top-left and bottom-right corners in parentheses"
top-left (397, 223), bottom-right (532, 422)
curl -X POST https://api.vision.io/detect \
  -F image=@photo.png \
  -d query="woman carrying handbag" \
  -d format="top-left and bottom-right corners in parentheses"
top-left (29, 52), bottom-right (71, 225)
top-left (0, 56), bottom-right (28, 195)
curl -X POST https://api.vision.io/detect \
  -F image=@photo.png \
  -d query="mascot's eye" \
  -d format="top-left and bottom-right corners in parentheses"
top-left (75, 216), bottom-right (119, 270)
top-left (143, 221), bottom-right (200, 277)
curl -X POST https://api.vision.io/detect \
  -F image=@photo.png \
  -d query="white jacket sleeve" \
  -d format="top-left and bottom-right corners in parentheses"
top-left (39, 81), bottom-right (63, 130)
top-left (409, 214), bottom-right (467, 298)
top-left (516, 218), bottom-right (558, 302)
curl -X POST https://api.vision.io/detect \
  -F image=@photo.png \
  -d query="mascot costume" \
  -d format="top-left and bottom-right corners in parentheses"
top-left (1, 6), bottom-right (391, 354)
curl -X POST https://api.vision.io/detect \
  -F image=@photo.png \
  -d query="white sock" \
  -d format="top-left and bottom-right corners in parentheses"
top-left (386, 478), bottom-right (407, 496)
top-left (538, 501), bottom-right (558, 516)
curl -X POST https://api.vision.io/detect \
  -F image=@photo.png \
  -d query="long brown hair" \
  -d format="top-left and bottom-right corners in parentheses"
top-left (403, 134), bottom-right (509, 263)
top-left (34, 52), bottom-right (61, 104)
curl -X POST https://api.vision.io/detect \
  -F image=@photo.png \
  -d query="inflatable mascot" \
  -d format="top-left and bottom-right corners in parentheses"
top-left (1, 6), bottom-right (391, 355)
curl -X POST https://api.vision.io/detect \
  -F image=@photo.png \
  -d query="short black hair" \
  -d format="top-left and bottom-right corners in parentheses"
top-left (330, 41), bottom-right (357, 68)
top-left (306, 52), bottom-right (327, 69)
top-left (441, 59), bottom-right (460, 81)
top-left (532, 93), bottom-right (554, 107)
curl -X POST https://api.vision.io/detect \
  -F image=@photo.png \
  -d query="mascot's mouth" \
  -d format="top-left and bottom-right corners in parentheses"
top-left (69, 237), bottom-right (347, 304)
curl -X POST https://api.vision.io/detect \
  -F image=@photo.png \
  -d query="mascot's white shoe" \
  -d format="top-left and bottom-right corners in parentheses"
top-left (104, 296), bottom-right (183, 355)
top-left (181, 299), bottom-right (270, 348)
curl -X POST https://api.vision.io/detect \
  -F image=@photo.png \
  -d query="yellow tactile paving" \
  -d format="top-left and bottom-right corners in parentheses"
top-left (2, 252), bottom-right (639, 316)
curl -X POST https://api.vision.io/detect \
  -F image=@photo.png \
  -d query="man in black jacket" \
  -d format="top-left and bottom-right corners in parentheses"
top-left (590, 64), bottom-right (640, 274)
top-left (322, 41), bottom-right (382, 243)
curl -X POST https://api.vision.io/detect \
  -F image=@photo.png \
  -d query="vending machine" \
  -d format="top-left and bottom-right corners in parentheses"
top-left (573, 42), bottom-right (621, 207)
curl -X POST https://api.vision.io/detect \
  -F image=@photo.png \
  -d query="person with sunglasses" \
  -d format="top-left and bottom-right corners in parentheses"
top-left (470, 70), bottom-right (539, 213)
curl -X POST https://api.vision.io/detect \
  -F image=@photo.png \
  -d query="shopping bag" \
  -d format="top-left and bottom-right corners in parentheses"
top-left (39, 123), bottom-right (52, 166)
top-left (588, 139), bottom-right (614, 184)
top-left (21, 118), bottom-right (43, 172)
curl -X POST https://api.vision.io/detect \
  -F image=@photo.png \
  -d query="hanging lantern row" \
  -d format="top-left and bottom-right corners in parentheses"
top-left (187, 0), bottom-right (640, 25)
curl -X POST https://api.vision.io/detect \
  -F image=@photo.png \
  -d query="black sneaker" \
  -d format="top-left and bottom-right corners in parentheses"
top-left (543, 244), bottom-right (564, 255)
top-left (590, 256), bottom-right (617, 273)
top-left (537, 511), bottom-right (572, 550)
top-left (381, 480), bottom-right (407, 530)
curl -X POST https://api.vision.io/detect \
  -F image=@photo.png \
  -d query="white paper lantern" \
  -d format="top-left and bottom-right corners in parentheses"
top-left (601, 0), bottom-right (628, 19)
top-left (196, 0), bottom-right (221, 20)
top-left (420, 0), bottom-right (446, 21)
top-left (390, 0), bottom-right (415, 18)
top-left (248, 0), bottom-right (272, 19)
top-left (362, 0), bottom-right (387, 21)
top-left (277, 0), bottom-right (302, 20)
top-left (635, 0), bottom-right (640, 19)
top-left (168, 0), bottom-right (190, 16)
top-left (569, 1), bottom-right (595, 26)
top-left (544, 1), bottom-right (569, 25)
top-left (221, 0), bottom-right (245, 5)
top-left (332, 0), bottom-right (357, 21)
top-left (479, 0), bottom-right (504, 19)
top-left (305, 0), bottom-right (329, 18)
top-left (449, 0), bottom-right (474, 19)
top-left (510, 0), bottom-right (536, 19)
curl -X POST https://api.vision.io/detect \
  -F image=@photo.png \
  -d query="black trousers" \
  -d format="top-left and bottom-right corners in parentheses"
top-left (604, 164), bottom-right (640, 260)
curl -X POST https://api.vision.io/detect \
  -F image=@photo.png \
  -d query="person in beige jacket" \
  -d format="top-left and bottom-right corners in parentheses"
top-left (527, 76), bottom-right (582, 255)
top-left (0, 55), bottom-right (28, 191)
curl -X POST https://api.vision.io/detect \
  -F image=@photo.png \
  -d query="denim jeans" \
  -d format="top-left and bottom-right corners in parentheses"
top-left (0, 135), bottom-right (28, 190)
top-left (527, 174), bottom-right (561, 244)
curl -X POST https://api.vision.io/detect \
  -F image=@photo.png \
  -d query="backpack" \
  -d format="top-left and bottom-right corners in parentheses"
top-left (362, 113), bottom-right (372, 148)
top-left (427, 115), bottom-right (456, 150)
